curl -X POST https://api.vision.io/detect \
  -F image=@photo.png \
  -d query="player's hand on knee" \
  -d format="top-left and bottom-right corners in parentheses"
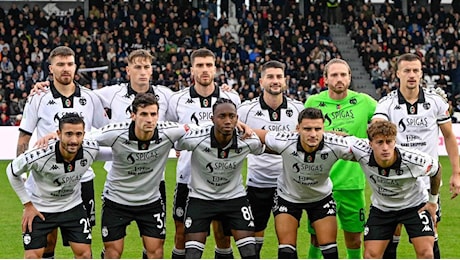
top-left (22, 202), bottom-right (45, 232)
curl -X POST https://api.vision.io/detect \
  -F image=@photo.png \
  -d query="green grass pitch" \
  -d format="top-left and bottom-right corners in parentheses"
top-left (1, 157), bottom-right (459, 258)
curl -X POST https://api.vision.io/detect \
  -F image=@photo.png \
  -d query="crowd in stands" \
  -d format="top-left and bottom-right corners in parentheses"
top-left (1, 0), bottom-right (460, 126)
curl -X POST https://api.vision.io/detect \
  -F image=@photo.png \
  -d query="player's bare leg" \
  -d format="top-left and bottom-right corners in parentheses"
top-left (212, 220), bottom-right (234, 258)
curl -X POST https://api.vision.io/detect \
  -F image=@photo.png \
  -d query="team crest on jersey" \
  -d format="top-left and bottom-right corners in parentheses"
top-left (185, 217), bottom-right (192, 228)
top-left (64, 98), bottom-right (72, 107)
top-left (79, 97), bottom-right (87, 106)
top-left (176, 207), bottom-right (184, 217)
top-left (349, 98), bottom-right (357, 105)
top-left (23, 234), bottom-right (31, 245)
top-left (320, 153), bottom-right (329, 160)
top-left (396, 169), bottom-right (404, 175)
top-left (102, 226), bottom-right (108, 237)
top-left (423, 102), bottom-right (430, 110)
top-left (379, 168), bottom-right (389, 176)
top-left (234, 148), bottom-right (243, 154)
top-left (80, 159), bottom-right (88, 167)
top-left (286, 109), bottom-right (293, 117)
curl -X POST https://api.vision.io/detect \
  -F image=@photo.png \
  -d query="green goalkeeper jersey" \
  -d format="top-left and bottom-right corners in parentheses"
top-left (305, 90), bottom-right (377, 190)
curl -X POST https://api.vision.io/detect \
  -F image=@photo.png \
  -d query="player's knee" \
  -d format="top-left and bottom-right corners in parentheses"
top-left (146, 247), bottom-right (163, 259)
top-left (278, 244), bottom-right (297, 259)
top-left (416, 247), bottom-right (434, 259)
top-left (364, 248), bottom-right (383, 259)
top-left (236, 237), bottom-right (256, 259)
top-left (345, 234), bottom-right (362, 249)
top-left (104, 247), bottom-right (123, 259)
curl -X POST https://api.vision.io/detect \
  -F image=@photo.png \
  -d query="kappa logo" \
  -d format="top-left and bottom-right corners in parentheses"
top-left (186, 98), bottom-right (194, 104)
top-left (160, 229), bottom-right (166, 235)
top-left (422, 225), bottom-right (433, 232)
top-left (203, 147), bottom-right (211, 153)
top-left (291, 151), bottom-right (299, 157)
top-left (123, 139), bottom-right (131, 145)
top-left (327, 209), bottom-right (336, 215)
top-left (255, 110), bottom-right (264, 117)
top-left (248, 221), bottom-right (255, 227)
top-left (47, 99), bottom-right (56, 105)
top-left (279, 206), bottom-right (288, 212)
top-left (50, 164), bottom-right (59, 170)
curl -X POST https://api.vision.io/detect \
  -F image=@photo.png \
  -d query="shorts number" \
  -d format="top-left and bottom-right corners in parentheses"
top-left (80, 218), bottom-right (91, 234)
top-left (89, 199), bottom-right (95, 215)
top-left (241, 206), bottom-right (254, 221)
top-left (154, 213), bottom-right (164, 229)
top-left (419, 211), bottom-right (430, 225)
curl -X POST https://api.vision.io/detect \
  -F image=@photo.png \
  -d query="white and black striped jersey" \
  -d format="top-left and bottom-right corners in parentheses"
top-left (7, 139), bottom-right (100, 213)
top-left (19, 82), bottom-right (109, 182)
top-left (176, 125), bottom-right (264, 200)
top-left (264, 132), bottom-right (354, 203)
top-left (89, 121), bottom-right (188, 206)
top-left (373, 88), bottom-right (449, 189)
top-left (94, 83), bottom-right (172, 122)
top-left (166, 85), bottom-right (241, 184)
top-left (238, 95), bottom-right (304, 188)
top-left (350, 137), bottom-right (439, 212)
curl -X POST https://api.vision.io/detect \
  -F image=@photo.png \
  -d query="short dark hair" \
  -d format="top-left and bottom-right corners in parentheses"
top-left (367, 121), bottom-right (397, 141)
top-left (59, 112), bottom-right (85, 131)
top-left (260, 60), bottom-right (285, 77)
top-left (131, 93), bottom-right (159, 114)
top-left (396, 53), bottom-right (422, 71)
top-left (190, 48), bottom-right (215, 65)
top-left (298, 108), bottom-right (324, 124)
top-left (212, 98), bottom-right (236, 113)
top-left (48, 46), bottom-right (75, 63)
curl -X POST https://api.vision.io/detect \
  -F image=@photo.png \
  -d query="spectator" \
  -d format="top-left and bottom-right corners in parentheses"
top-left (0, 57), bottom-right (14, 75)
top-left (0, 112), bottom-right (11, 125)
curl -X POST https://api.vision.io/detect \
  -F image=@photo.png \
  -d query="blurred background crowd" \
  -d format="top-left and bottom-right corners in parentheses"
top-left (1, 0), bottom-right (460, 126)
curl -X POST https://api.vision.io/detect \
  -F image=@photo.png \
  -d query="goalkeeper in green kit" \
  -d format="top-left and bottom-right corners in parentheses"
top-left (305, 58), bottom-right (377, 259)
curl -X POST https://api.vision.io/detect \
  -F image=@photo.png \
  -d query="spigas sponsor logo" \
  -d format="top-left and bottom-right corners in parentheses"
top-left (398, 117), bottom-right (428, 132)
top-left (126, 151), bottom-right (159, 164)
top-left (324, 109), bottom-right (354, 126)
top-left (206, 161), bottom-right (237, 173)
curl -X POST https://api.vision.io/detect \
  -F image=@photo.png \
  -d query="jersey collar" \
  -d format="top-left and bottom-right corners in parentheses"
top-left (296, 136), bottom-right (325, 163)
top-left (259, 93), bottom-right (288, 110)
top-left (189, 84), bottom-right (220, 98)
top-left (50, 81), bottom-right (82, 98)
top-left (127, 83), bottom-right (156, 96)
top-left (369, 147), bottom-right (402, 169)
top-left (210, 126), bottom-right (238, 149)
top-left (397, 87), bottom-right (425, 104)
top-left (55, 141), bottom-right (84, 163)
top-left (128, 121), bottom-right (159, 143)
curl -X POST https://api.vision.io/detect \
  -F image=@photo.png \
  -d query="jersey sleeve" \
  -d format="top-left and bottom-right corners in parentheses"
top-left (166, 93), bottom-right (180, 122)
top-left (161, 122), bottom-right (190, 143)
top-left (264, 131), bottom-right (291, 154)
top-left (155, 85), bottom-right (174, 121)
top-left (87, 90), bottom-right (110, 128)
top-left (247, 133), bottom-right (264, 155)
top-left (86, 125), bottom-right (120, 147)
top-left (373, 97), bottom-right (392, 121)
top-left (93, 84), bottom-right (118, 108)
top-left (6, 154), bottom-right (32, 204)
top-left (19, 94), bottom-right (40, 134)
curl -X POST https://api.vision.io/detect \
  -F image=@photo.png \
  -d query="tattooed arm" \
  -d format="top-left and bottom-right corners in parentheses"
top-left (17, 131), bottom-right (32, 156)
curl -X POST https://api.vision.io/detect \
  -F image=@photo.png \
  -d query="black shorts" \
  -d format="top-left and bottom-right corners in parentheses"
top-left (364, 203), bottom-right (435, 241)
top-left (246, 186), bottom-right (276, 232)
top-left (173, 183), bottom-right (189, 221)
top-left (101, 198), bottom-right (166, 242)
top-left (23, 204), bottom-right (91, 250)
top-left (184, 197), bottom-right (255, 234)
top-left (273, 192), bottom-right (336, 224)
top-left (81, 179), bottom-right (96, 227)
